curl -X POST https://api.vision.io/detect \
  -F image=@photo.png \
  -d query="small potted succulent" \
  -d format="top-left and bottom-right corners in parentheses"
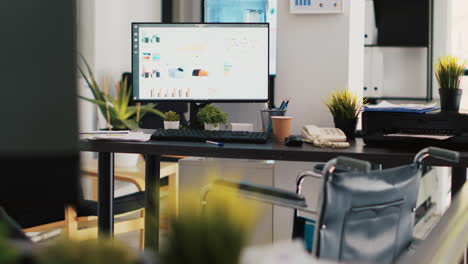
top-left (435, 56), bottom-right (466, 112)
top-left (196, 105), bottom-right (228, 131)
top-left (164, 111), bottom-right (180, 129)
top-left (325, 88), bottom-right (364, 140)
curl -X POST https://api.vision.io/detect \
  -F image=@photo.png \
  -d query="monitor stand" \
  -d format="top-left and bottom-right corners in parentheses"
top-left (189, 102), bottom-right (210, 129)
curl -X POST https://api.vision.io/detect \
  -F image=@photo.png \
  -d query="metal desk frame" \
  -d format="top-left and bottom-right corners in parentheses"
top-left (80, 136), bottom-right (468, 252)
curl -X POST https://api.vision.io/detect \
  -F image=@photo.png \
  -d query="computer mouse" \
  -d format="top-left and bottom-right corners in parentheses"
top-left (284, 135), bottom-right (303, 146)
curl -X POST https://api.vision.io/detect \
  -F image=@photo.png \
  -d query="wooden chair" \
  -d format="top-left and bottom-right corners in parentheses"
top-left (21, 158), bottom-right (178, 249)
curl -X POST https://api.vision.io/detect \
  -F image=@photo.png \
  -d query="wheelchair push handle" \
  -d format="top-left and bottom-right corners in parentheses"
top-left (414, 147), bottom-right (460, 165)
top-left (335, 156), bottom-right (372, 173)
top-left (323, 156), bottom-right (372, 177)
top-left (428, 147), bottom-right (459, 162)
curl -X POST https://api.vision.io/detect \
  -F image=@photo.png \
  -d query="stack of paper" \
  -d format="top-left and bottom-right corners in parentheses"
top-left (363, 101), bottom-right (439, 113)
top-left (80, 131), bottom-right (151, 142)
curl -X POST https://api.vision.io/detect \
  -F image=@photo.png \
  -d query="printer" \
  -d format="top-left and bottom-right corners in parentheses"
top-left (362, 111), bottom-right (468, 148)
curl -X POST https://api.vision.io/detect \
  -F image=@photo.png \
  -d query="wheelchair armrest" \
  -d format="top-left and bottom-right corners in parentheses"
top-left (210, 178), bottom-right (311, 212)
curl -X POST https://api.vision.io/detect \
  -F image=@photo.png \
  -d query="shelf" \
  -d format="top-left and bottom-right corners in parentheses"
top-left (364, 45), bottom-right (428, 48)
top-left (364, 97), bottom-right (429, 102)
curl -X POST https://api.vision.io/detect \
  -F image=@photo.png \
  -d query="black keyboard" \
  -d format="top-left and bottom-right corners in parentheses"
top-left (151, 129), bottom-right (269, 144)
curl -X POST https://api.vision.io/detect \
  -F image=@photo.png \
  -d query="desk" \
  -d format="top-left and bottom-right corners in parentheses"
top-left (79, 134), bottom-right (468, 252)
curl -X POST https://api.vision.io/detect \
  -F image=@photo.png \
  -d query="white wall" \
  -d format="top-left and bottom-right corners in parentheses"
top-left (94, 0), bottom-right (162, 87)
top-left (276, 0), bottom-right (364, 133)
top-left (433, 0), bottom-right (453, 98)
top-left (78, 0), bottom-right (161, 86)
top-left (450, 0), bottom-right (468, 110)
top-left (77, 0), bottom-right (161, 131)
top-left (273, 0), bottom-right (364, 242)
top-left (77, 0), bottom-right (97, 161)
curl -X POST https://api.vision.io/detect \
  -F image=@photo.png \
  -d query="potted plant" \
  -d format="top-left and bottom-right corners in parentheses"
top-left (161, 184), bottom-right (257, 264)
top-left (79, 58), bottom-right (164, 130)
top-left (79, 57), bottom-right (164, 166)
top-left (164, 111), bottom-right (180, 129)
top-left (196, 105), bottom-right (228, 131)
top-left (0, 224), bottom-right (20, 264)
top-left (324, 88), bottom-right (364, 140)
top-left (435, 56), bottom-right (466, 112)
top-left (36, 239), bottom-right (140, 264)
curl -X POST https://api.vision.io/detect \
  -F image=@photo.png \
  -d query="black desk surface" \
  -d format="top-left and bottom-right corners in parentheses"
top-left (79, 131), bottom-right (468, 168)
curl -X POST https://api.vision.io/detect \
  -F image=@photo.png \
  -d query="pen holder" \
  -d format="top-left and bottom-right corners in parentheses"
top-left (261, 109), bottom-right (287, 134)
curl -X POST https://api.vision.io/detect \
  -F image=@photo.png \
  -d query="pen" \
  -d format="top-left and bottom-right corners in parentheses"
top-left (206, 140), bottom-right (224, 147)
top-left (284, 98), bottom-right (290, 110)
top-left (278, 99), bottom-right (286, 110)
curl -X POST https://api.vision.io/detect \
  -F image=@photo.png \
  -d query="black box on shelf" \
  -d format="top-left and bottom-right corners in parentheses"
top-left (374, 0), bottom-right (430, 46)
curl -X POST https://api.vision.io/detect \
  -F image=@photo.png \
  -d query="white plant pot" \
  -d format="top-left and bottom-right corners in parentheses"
top-left (164, 121), bottom-right (180, 129)
top-left (114, 153), bottom-right (140, 168)
top-left (204, 123), bottom-right (220, 131)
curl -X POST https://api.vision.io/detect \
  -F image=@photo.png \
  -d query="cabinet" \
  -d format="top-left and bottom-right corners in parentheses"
top-left (363, 0), bottom-right (433, 102)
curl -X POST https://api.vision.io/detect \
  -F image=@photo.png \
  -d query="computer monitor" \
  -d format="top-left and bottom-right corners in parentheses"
top-left (132, 23), bottom-right (269, 102)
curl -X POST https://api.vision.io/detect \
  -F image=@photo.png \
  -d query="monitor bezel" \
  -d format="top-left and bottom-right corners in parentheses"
top-left (131, 22), bottom-right (270, 103)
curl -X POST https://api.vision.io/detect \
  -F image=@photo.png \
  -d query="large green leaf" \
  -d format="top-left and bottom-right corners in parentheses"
top-left (140, 105), bottom-right (165, 118)
top-left (79, 56), bottom-right (105, 102)
top-left (81, 55), bottom-right (101, 96)
top-left (79, 96), bottom-right (120, 121)
top-left (120, 119), bottom-right (139, 130)
top-left (78, 66), bottom-right (105, 103)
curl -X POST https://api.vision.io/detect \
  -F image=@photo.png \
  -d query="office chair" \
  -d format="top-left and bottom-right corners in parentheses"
top-left (6, 159), bottom-right (179, 249)
top-left (203, 147), bottom-right (460, 263)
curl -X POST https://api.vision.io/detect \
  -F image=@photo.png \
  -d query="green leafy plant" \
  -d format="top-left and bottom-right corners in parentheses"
top-left (79, 57), bottom-right (164, 130)
top-left (37, 239), bottom-right (138, 264)
top-left (0, 224), bottom-right (20, 264)
top-left (435, 56), bottom-right (466, 89)
top-left (324, 89), bottom-right (364, 119)
top-left (161, 184), bottom-right (258, 264)
top-left (164, 111), bottom-right (180, 121)
top-left (196, 105), bottom-right (228, 126)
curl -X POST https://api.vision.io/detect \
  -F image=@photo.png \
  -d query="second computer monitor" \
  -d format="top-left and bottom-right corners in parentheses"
top-left (132, 23), bottom-right (269, 102)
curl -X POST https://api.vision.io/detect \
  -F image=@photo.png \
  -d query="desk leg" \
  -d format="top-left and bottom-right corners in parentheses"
top-left (451, 167), bottom-right (467, 199)
top-left (145, 154), bottom-right (160, 252)
top-left (98, 152), bottom-right (114, 237)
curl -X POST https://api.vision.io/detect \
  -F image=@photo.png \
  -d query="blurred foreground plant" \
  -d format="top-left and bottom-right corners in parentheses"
top-left (37, 239), bottom-right (138, 264)
top-left (161, 181), bottom-right (258, 264)
top-left (0, 224), bottom-right (20, 264)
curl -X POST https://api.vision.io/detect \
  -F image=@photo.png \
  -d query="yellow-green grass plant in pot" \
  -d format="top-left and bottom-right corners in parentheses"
top-left (436, 56), bottom-right (466, 112)
top-left (79, 57), bottom-right (164, 130)
top-left (324, 89), bottom-right (364, 140)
